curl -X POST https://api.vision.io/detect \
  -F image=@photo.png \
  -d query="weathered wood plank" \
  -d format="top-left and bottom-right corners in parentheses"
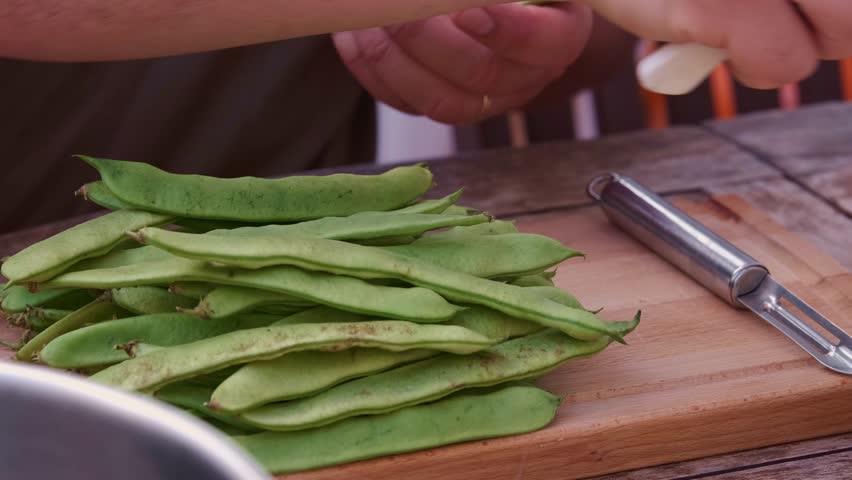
top-left (800, 163), bottom-right (852, 216)
top-left (705, 102), bottom-right (852, 175)
top-left (706, 178), bottom-right (852, 271)
top-left (708, 449), bottom-right (852, 480)
top-left (590, 432), bottom-right (852, 480)
top-left (313, 126), bottom-right (775, 217)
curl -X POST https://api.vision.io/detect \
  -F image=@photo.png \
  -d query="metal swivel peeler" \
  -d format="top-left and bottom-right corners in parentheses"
top-left (587, 173), bottom-right (852, 375)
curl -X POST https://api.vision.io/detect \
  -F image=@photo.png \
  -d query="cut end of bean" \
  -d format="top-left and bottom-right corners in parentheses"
top-left (73, 184), bottom-right (89, 200)
top-left (609, 311), bottom-right (641, 345)
top-left (126, 230), bottom-right (146, 244)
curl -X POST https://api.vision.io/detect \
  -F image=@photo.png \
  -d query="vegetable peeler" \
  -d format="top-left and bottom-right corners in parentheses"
top-left (587, 173), bottom-right (852, 375)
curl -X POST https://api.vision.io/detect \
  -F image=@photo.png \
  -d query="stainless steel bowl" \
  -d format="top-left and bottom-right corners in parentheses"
top-left (0, 362), bottom-right (269, 479)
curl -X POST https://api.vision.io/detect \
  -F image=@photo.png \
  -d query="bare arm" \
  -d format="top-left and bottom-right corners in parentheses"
top-left (0, 0), bottom-right (512, 61)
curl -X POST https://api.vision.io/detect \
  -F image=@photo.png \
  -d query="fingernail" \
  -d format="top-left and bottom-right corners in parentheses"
top-left (332, 31), bottom-right (359, 62)
top-left (454, 8), bottom-right (495, 36)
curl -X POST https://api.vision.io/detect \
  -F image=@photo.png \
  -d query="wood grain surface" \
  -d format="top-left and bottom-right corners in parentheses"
top-left (2, 103), bottom-right (851, 479)
top-left (259, 194), bottom-right (852, 480)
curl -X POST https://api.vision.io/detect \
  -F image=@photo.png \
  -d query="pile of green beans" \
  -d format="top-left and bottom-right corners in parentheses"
top-left (0, 157), bottom-right (640, 474)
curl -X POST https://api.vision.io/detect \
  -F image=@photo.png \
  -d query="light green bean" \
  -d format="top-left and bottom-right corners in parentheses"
top-left (191, 286), bottom-right (314, 319)
top-left (212, 305), bottom-right (545, 412)
top-left (154, 383), bottom-right (262, 433)
top-left (39, 312), bottom-right (282, 368)
top-left (133, 230), bottom-right (636, 342)
top-left (379, 233), bottom-right (581, 278)
top-left (111, 286), bottom-right (197, 315)
top-left (233, 385), bottom-right (559, 474)
top-left (15, 296), bottom-right (126, 362)
top-left (90, 320), bottom-right (498, 392)
top-left (80, 156), bottom-right (435, 222)
top-left (44, 257), bottom-right (463, 324)
top-left (2, 210), bottom-right (173, 285)
top-left (211, 348), bottom-right (436, 412)
top-left (75, 181), bottom-right (133, 210)
top-left (0, 286), bottom-right (91, 313)
top-left (391, 189), bottom-right (463, 214)
top-left (239, 328), bottom-right (613, 431)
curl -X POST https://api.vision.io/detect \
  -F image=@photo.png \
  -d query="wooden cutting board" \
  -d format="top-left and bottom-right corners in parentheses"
top-left (1, 194), bottom-right (851, 479)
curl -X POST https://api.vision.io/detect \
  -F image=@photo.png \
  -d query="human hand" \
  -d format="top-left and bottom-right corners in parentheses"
top-left (332, 3), bottom-right (593, 124)
top-left (583, 0), bottom-right (852, 89)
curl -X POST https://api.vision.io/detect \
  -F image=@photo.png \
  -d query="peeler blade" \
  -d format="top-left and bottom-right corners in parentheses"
top-left (738, 276), bottom-right (852, 375)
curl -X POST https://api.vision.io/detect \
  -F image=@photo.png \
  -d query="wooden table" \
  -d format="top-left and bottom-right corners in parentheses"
top-left (2, 101), bottom-right (850, 479)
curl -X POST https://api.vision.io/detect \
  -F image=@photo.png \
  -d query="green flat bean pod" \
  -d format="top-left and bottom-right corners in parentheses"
top-left (44, 258), bottom-right (463, 324)
top-left (39, 312), bottom-right (284, 369)
top-left (192, 286), bottom-right (315, 319)
top-left (154, 383), bottom-right (262, 433)
top-left (168, 282), bottom-right (214, 299)
top-left (79, 156), bottom-right (434, 222)
top-left (212, 211), bottom-right (490, 241)
top-left (239, 328), bottom-right (614, 431)
top-left (508, 272), bottom-right (557, 287)
top-left (391, 189), bottom-right (463, 214)
top-left (418, 219), bottom-right (518, 241)
top-left (90, 320), bottom-right (498, 392)
top-left (380, 233), bottom-right (581, 278)
top-left (233, 385), bottom-right (559, 474)
top-left (1, 210), bottom-right (174, 285)
top-left (1, 286), bottom-right (92, 313)
top-left (75, 181), bottom-right (133, 210)
top-left (68, 245), bottom-right (173, 271)
top-left (20, 308), bottom-right (73, 332)
top-left (133, 230), bottom-right (636, 342)
top-left (15, 296), bottom-right (127, 362)
top-left (111, 286), bottom-right (197, 315)
top-left (211, 348), bottom-right (437, 412)
top-left (445, 305), bottom-right (544, 340)
top-left (213, 305), bottom-right (546, 413)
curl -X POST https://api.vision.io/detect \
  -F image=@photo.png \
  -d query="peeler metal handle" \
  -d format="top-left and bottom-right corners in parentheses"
top-left (587, 172), bottom-right (852, 375)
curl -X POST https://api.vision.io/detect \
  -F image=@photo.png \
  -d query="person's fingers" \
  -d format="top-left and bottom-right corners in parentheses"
top-left (332, 31), bottom-right (418, 114)
top-left (585, 0), bottom-right (819, 88)
top-left (793, 0), bottom-right (852, 59)
top-left (343, 27), bottom-right (523, 124)
top-left (453, 3), bottom-right (593, 67)
top-left (385, 16), bottom-right (560, 96)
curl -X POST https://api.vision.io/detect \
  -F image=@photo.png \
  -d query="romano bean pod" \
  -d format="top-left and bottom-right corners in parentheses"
top-left (191, 286), bottom-right (314, 319)
top-left (211, 348), bottom-right (437, 412)
top-left (15, 296), bottom-right (127, 362)
top-left (233, 385), bottom-right (559, 474)
top-left (111, 286), bottom-right (197, 315)
top-left (133, 230), bottom-right (637, 342)
top-left (1, 210), bottom-right (173, 285)
top-left (239, 328), bottom-right (616, 431)
top-left (39, 312), bottom-right (281, 369)
top-left (80, 156), bottom-right (434, 221)
top-left (90, 320), bottom-right (498, 392)
top-left (44, 257), bottom-right (463, 324)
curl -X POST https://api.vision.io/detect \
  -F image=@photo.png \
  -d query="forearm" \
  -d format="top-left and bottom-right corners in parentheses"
top-left (0, 0), bottom-right (512, 61)
top-left (529, 13), bottom-right (636, 107)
